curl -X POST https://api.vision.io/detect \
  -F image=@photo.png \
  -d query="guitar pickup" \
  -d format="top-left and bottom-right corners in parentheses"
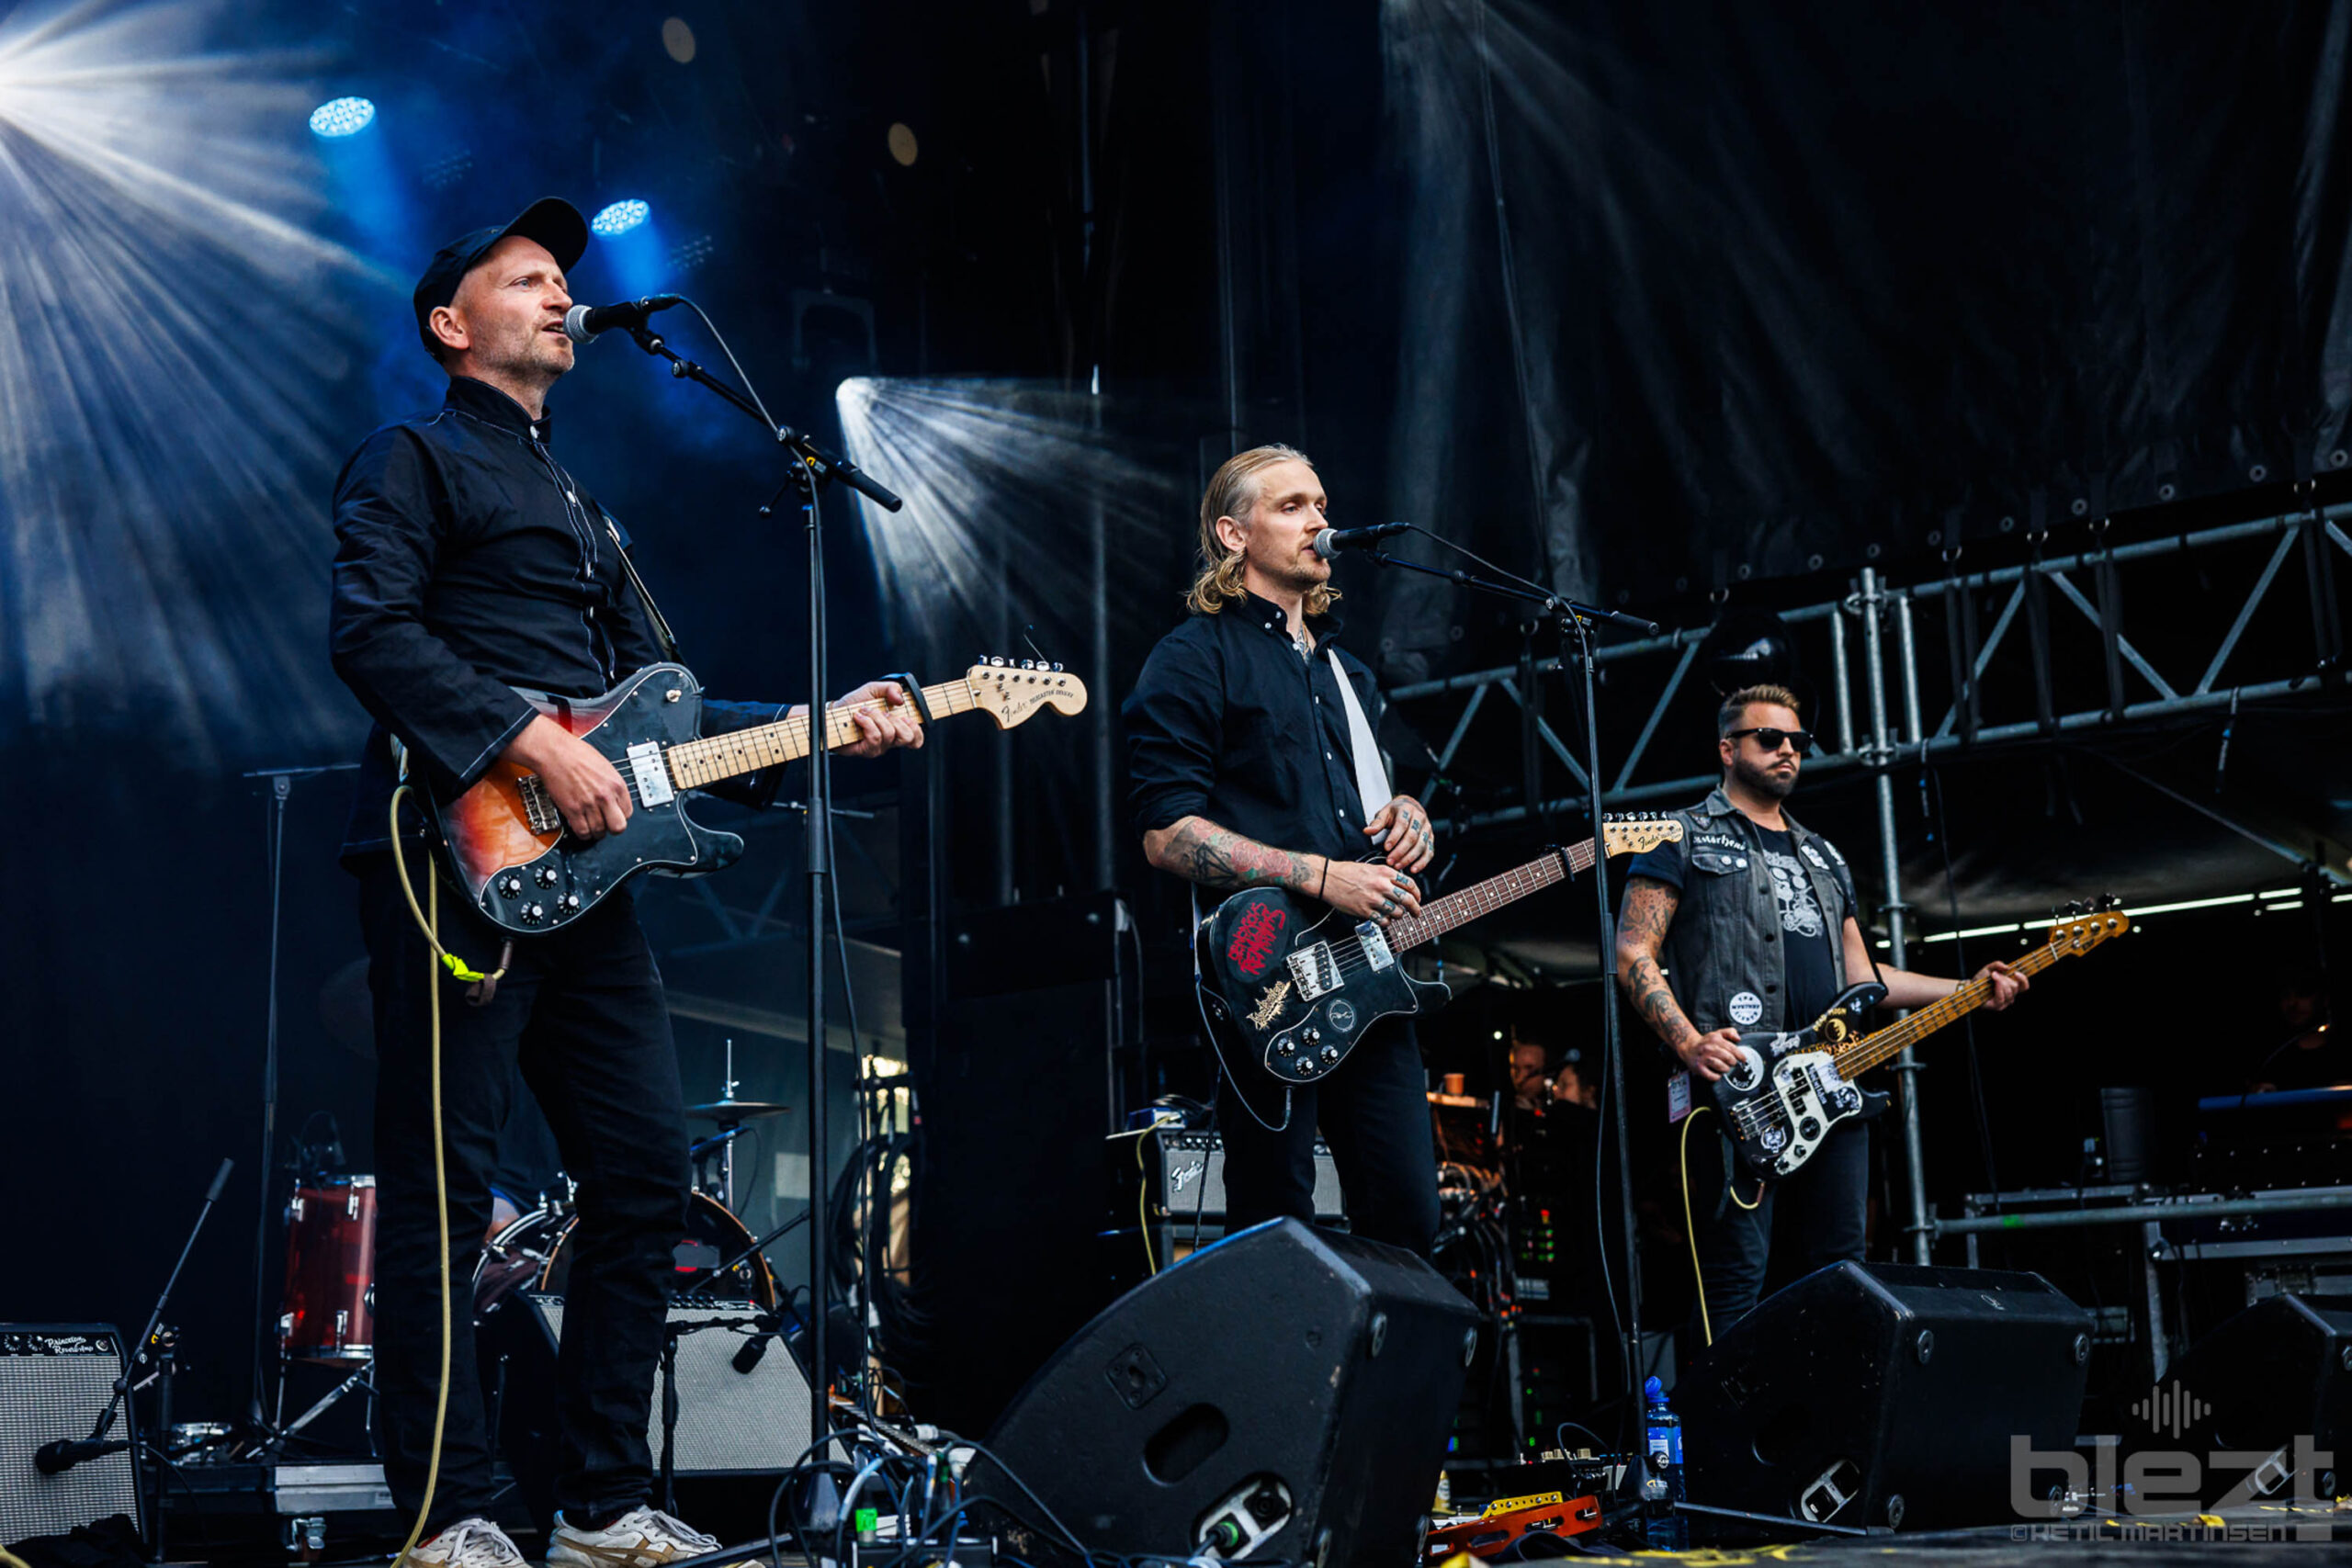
top-left (626, 741), bottom-right (676, 807)
top-left (1355, 921), bottom-right (1395, 971)
top-left (517, 773), bottom-right (561, 834)
top-left (1287, 942), bottom-right (1341, 1000)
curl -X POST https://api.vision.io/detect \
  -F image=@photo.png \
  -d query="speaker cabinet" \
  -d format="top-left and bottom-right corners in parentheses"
top-left (975, 1218), bottom-right (1478, 1568)
top-left (487, 1295), bottom-right (810, 1532)
top-left (2169, 1292), bottom-right (2352, 1495)
top-left (1, 1325), bottom-right (143, 1544)
top-left (1677, 1262), bottom-right (2092, 1531)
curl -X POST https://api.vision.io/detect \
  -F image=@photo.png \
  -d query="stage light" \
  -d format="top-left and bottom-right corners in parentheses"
top-left (832, 378), bottom-right (1182, 660)
top-left (662, 17), bottom-right (696, 63)
top-left (592, 198), bottom-right (650, 237)
top-left (308, 96), bottom-right (375, 138)
top-left (0, 0), bottom-right (375, 761)
top-left (887, 122), bottom-right (919, 167)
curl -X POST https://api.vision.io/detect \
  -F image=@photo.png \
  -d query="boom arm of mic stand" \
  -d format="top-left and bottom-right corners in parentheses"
top-left (1351, 547), bottom-right (1662, 635)
top-left (622, 326), bottom-right (903, 512)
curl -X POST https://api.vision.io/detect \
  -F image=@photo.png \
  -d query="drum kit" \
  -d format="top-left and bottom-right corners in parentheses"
top-left (275, 1060), bottom-right (789, 1434)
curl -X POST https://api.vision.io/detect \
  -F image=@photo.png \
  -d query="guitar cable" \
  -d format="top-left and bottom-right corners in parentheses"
top-left (382, 785), bottom-right (474, 1568)
top-left (1678, 1105), bottom-right (1764, 1350)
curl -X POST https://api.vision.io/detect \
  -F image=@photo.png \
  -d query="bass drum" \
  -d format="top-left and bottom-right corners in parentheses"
top-left (473, 1190), bottom-right (778, 1318)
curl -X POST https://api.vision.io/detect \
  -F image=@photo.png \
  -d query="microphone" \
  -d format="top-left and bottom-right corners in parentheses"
top-left (563, 295), bottom-right (684, 344)
top-left (1311, 521), bottom-right (1413, 560)
top-left (34, 1438), bottom-right (131, 1475)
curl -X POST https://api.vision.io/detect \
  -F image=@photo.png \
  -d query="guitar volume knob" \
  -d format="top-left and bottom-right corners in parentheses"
top-left (1320, 1045), bottom-right (1338, 1064)
top-left (1303, 1027), bottom-right (1321, 1044)
top-left (535, 865), bottom-right (559, 887)
top-left (497, 874), bottom-right (523, 899)
top-left (522, 903), bottom-right (546, 925)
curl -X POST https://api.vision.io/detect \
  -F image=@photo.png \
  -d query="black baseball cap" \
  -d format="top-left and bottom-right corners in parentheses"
top-left (412, 197), bottom-right (590, 359)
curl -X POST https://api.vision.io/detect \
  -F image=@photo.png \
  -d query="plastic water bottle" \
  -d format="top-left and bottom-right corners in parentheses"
top-left (1642, 1375), bottom-right (1688, 1550)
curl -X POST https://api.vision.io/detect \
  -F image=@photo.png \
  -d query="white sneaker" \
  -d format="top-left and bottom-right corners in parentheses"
top-left (548, 1506), bottom-right (744, 1568)
top-left (406, 1517), bottom-right (530, 1568)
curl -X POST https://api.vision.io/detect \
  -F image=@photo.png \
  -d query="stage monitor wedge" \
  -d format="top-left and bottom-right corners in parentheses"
top-left (974, 1217), bottom-right (1478, 1568)
top-left (1676, 1262), bottom-right (2092, 1532)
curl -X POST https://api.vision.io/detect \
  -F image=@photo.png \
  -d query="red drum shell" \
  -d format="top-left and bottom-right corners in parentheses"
top-left (280, 1177), bottom-right (378, 1360)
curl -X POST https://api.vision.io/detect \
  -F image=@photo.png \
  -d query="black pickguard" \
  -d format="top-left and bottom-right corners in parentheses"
top-left (1193, 885), bottom-right (1449, 1129)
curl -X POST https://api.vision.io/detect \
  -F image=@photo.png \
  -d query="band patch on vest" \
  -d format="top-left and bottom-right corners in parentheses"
top-left (1727, 990), bottom-right (1765, 1027)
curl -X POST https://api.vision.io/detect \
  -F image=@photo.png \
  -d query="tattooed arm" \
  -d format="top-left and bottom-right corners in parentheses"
top-left (1615, 875), bottom-right (1697, 1052)
top-left (1614, 874), bottom-right (1745, 1080)
top-left (1144, 815), bottom-right (1423, 922)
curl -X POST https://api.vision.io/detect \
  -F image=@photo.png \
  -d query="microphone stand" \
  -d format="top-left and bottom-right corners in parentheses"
top-left (620, 317), bottom-right (901, 1452)
top-left (1337, 532), bottom-right (1658, 1470)
top-left (42, 1157), bottom-right (233, 1561)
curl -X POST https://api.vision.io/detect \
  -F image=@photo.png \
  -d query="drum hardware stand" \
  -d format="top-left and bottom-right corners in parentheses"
top-left (239, 760), bottom-right (356, 1448)
top-left (276, 1359), bottom-right (377, 1442)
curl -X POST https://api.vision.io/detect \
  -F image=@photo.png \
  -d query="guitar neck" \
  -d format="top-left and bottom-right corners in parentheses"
top-left (1834, 940), bottom-right (2067, 1077)
top-left (664, 678), bottom-right (977, 789)
top-left (1384, 840), bottom-right (1595, 953)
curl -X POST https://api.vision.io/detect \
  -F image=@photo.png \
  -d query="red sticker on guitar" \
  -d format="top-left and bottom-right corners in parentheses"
top-left (1226, 902), bottom-right (1287, 978)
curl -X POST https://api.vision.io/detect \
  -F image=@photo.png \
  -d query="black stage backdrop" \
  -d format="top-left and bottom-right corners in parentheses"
top-left (7, 0), bottom-right (2352, 1441)
top-left (1369, 0), bottom-right (2352, 637)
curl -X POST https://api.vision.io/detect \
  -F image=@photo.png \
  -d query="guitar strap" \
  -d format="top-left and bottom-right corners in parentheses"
top-left (602, 511), bottom-right (681, 663)
top-left (1326, 648), bottom-right (1394, 825)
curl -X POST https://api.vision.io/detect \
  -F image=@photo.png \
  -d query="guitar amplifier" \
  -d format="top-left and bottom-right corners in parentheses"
top-left (1141, 1131), bottom-right (1344, 1223)
top-left (489, 1295), bottom-right (811, 1533)
top-left (1, 1325), bottom-right (143, 1543)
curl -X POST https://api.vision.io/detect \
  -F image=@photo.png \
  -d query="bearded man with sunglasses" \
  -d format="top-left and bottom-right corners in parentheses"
top-left (1613, 683), bottom-right (2027, 1338)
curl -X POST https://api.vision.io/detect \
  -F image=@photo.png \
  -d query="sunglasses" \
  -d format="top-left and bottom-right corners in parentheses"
top-left (1728, 726), bottom-right (1815, 754)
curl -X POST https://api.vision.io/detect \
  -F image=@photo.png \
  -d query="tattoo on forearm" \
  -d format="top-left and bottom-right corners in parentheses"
top-left (1164, 818), bottom-right (1312, 893)
top-left (1622, 955), bottom-right (1699, 1050)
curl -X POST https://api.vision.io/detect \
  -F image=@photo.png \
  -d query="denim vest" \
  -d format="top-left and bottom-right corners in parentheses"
top-left (1658, 787), bottom-right (1855, 1035)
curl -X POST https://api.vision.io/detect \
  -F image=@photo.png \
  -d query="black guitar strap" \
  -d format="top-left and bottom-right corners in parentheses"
top-left (601, 510), bottom-right (682, 664)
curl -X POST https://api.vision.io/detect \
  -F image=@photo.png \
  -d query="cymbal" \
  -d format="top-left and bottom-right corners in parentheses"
top-left (685, 1098), bottom-right (791, 1122)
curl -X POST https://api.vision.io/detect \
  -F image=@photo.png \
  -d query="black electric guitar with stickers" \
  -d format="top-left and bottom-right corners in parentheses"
top-left (1194, 818), bottom-right (1683, 1126)
top-left (1713, 898), bottom-right (2132, 1179)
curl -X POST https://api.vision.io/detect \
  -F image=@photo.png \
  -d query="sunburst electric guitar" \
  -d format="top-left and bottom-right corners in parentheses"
top-left (1194, 817), bottom-right (1684, 1125)
top-left (420, 659), bottom-right (1086, 936)
top-left (1713, 897), bottom-right (2132, 1179)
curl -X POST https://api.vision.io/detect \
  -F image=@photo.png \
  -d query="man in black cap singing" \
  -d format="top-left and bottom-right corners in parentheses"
top-left (329, 199), bottom-right (922, 1568)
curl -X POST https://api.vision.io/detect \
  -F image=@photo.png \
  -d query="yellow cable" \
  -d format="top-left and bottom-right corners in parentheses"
top-left (388, 788), bottom-right (456, 1568)
top-left (1679, 1107), bottom-right (1712, 1348)
top-left (1137, 1132), bottom-right (1155, 1274)
top-left (2, 1546), bottom-right (33, 1568)
top-left (1678, 1105), bottom-right (1763, 1349)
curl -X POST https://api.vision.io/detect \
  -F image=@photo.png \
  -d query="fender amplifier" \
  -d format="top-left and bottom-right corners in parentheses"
top-left (1, 1325), bottom-right (143, 1544)
top-left (1142, 1131), bottom-right (1344, 1222)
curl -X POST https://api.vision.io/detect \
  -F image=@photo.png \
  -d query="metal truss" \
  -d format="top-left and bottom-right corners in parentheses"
top-left (1387, 493), bottom-right (2352, 1264)
top-left (1396, 499), bottom-right (2352, 833)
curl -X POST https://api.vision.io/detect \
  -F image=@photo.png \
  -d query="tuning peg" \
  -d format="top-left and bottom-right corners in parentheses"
top-left (1019, 660), bottom-right (1034, 670)
top-left (2096, 893), bottom-right (2120, 911)
top-left (1053, 661), bottom-right (1065, 672)
top-left (990, 657), bottom-right (1006, 667)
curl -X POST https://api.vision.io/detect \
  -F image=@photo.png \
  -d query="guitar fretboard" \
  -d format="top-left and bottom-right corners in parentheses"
top-left (664, 678), bottom-right (978, 789)
top-left (1832, 938), bottom-right (2070, 1077)
top-left (1384, 840), bottom-right (1594, 952)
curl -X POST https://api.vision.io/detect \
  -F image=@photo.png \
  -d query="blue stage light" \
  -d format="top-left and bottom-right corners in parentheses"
top-left (308, 96), bottom-right (376, 138)
top-left (592, 198), bottom-right (650, 237)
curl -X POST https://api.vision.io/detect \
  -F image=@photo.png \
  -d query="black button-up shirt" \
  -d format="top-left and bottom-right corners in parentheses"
top-left (1123, 591), bottom-right (1389, 866)
top-left (328, 375), bottom-right (782, 860)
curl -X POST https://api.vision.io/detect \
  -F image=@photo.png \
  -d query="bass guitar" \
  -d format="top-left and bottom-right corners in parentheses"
top-left (1194, 817), bottom-right (1684, 1125)
top-left (1713, 897), bottom-right (2132, 1179)
top-left (421, 659), bottom-right (1086, 936)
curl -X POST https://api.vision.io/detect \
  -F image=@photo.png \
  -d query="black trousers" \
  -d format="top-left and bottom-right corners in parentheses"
top-left (359, 857), bottom-right (688, 1530)
top-left (1685, 1113), bottom-right (1868, 1346)
top-left (1217, 1017), bottom-right (1440, 1256)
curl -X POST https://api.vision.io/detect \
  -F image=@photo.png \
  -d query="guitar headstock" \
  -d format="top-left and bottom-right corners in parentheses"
top-left (2046, 894), bottom-right (2132, 955)
top-left (1600, 815), bottom-right (1684, 857)
top-left (966, 658), bottom-right (1090, 729)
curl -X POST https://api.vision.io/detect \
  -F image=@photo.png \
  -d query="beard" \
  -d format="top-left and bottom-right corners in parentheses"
top-left (1731, 752), bottom-right (1798, 800)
